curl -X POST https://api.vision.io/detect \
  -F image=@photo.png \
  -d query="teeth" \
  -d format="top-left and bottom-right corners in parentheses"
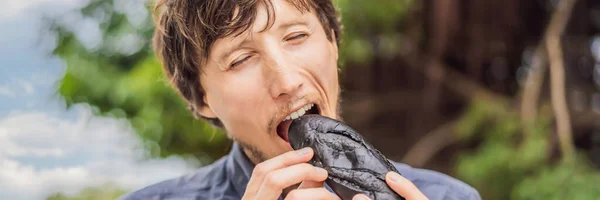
top-left (302, 104), bottom-right (311, 112)
top-left (284, 103), bottom-right (314, 121)
top-left (297, 108), bottom-right (306, 117)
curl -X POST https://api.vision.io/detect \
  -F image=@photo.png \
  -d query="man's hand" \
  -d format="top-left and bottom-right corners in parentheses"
top-left (352, 171), bottom-right (429, 200)
top-left (242, 147), bottom-right (340, 200)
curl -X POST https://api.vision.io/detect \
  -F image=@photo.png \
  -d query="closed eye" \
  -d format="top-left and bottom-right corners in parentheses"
top-left (286, 33), bottom-right (308, 41)
top-left (231, 55), bottom-right (252, 68)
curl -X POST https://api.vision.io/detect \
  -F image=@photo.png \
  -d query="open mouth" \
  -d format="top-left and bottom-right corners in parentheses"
top-left (276, 103), bottom-right (321, 143)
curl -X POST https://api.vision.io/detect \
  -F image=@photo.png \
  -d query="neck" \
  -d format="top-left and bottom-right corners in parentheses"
top-left (236, 141), bottom-right (266, 165)
top-left (242, 148), bottom-right (262, 165)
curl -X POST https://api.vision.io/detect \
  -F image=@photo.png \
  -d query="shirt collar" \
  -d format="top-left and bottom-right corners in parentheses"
top-left (226, 142), bottom-right (254, 196)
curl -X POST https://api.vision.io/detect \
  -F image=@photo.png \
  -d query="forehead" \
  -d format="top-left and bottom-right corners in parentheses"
top-left (207, 0), bottom-right (316, 60)
top-left (250, 0), bottom-right (313, 33)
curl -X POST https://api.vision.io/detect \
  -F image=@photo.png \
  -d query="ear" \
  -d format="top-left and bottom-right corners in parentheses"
top-left (197, 95), bottom-right (218, 118)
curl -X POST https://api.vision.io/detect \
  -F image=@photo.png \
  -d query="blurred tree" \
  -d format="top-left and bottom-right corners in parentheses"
top-left (456, 100), bottom-right (600, 200)
top-left (49, 0), bottom-right (230, 164)
top-left (46, 184), bottom-right (127, 200)
top-left (335, 0), bottom-right (413, 66)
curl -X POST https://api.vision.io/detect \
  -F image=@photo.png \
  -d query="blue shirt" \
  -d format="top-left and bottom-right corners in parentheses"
top-left (119, 143), bottom-right (481, 200)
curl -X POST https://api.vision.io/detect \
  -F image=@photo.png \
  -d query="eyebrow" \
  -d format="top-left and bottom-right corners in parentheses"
top-left (217, 18), bottom-right (310, 62)
top-left (275, 18), bottom-right (310, 32)
top-left (218, 37), bottom-right (253, 63)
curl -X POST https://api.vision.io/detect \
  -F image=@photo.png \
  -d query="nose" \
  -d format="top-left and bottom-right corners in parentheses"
top-left (263, 50), bottom-right (303, 99)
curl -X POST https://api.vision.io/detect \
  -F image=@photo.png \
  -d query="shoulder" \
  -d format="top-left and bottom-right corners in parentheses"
top-left (118, 156), bottom-right (232, 200)
top-left (391, 161), bottom-right (481, 200)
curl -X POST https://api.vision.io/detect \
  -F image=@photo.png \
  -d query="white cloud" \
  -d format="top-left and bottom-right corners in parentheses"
top-left (1, 0), bottom-right (70, 19)
top-left (0, 79), bottom-right (39, 97)
top-left (0, 85), bottom-right (14, 97)
top-left (17, 79), bottom-right (35, 95)
top-left (0, 105), bottom-right (197, 200)
top-left (1, 0), bottom-right (85, 20)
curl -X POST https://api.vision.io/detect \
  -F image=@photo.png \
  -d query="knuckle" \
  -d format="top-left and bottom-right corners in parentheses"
top-left (264, 173), bottom-right (283, 188)
top-left (252, 163), bottom-right (267, 176)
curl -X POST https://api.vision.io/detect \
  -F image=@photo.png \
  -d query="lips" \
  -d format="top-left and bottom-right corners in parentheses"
top-left (277, 120), bottom-right (293, 142)
top-left (276, 104), bottom-right (320, 143)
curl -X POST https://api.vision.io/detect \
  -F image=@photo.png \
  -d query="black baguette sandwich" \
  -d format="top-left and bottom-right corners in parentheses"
top-left (288, 114), bottom-right (405, 200)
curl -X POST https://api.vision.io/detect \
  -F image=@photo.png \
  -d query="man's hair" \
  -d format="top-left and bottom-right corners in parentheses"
top-left (152, 0), bottom-right (341, 128)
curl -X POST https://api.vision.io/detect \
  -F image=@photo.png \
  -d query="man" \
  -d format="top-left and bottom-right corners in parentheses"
top-left (121, 0), bottom-right (481, 199)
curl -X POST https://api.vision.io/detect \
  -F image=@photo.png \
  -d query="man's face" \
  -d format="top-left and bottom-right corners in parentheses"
top-left (198, 0), bottom-right (340, 163)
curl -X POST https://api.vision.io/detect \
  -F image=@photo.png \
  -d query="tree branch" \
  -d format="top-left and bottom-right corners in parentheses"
top-left (546, 0), bottom-right (577, 159)
top-left (402, 56), bottom-right (510, 105)
top-left (520, 0), bottom-right (577, 125)
top-left (401, 120), bottom-right (457, 167)
top-left (520, 45), bottom-right (547, 123)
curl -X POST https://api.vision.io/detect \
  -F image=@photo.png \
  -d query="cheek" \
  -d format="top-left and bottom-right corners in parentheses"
top-left (204, 69), bottom-right (271, 133)
top-left (206, 76), bottom-right (255, 122)
top-left (294, 38), bottom-right (339, 88)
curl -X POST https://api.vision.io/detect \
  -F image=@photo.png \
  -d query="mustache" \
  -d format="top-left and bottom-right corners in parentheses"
top-left (267, 95), bottom-right (309, 131)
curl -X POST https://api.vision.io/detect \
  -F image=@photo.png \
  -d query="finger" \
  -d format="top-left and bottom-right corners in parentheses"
top-left (352, 194), bottom-right (371, 200)
top-left (385, 171), bottom-right (428, 200)
top-left (282, 183), bottom-right (301, 199)
top-left (298, 180), bottom-right (324, 189)
top-left (285, 188), bottom-right (340, 200)
top-left (245, 147), bottom-right (314, 194)
top-left (255, 163), bottom-right (328, 199)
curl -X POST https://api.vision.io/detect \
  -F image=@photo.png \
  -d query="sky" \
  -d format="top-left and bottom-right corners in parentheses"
top-left (1, 0), bottom-right (599, 199)
top-left (0, 1), bottom-right (196, 199)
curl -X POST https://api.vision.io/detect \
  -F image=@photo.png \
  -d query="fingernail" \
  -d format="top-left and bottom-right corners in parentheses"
top-left (315, 167), bottom-right (328, 176)
top-left (297, 147), bottom-right (312, 155)
top-left (387, 171), bottom-right (402, 182)
top-left (353, 194), bottom-right (371, 200)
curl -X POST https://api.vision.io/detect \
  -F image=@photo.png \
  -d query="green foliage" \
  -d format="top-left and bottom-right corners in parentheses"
top-left (46, 184), bottom-right (127, 200)
top-left (512, 157), bottom-right (600, 200)
top-left (335, 0), bottom-right (413, 66)
top-left (50, 0), bottom-right (230, 164)
top-left (455, 100), bottom-right (600, 200)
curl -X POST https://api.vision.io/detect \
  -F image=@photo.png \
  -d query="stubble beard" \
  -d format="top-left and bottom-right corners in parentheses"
top-left (236, 95), bottom-right (343, 165)
top-left (237, 139), bottom-right (269, 165)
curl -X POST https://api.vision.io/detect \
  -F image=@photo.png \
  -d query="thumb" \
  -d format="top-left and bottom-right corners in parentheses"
top-left (385, 171), bottom-right (428, 200)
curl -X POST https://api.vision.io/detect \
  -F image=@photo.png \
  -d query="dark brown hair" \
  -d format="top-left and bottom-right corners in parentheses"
top-left (152, 0), bottom-right (341, 128)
